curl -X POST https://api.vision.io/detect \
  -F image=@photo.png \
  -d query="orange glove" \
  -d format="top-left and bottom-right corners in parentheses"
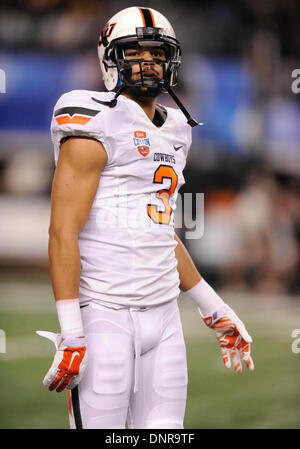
top-left (202, 305), bottom-right (254, 373)
top-left (36, 331), bottom-right (87, 392)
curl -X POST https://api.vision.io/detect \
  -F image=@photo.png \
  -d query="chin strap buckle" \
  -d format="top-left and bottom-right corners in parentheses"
top-left (167, 87), bottom-right (204, 128)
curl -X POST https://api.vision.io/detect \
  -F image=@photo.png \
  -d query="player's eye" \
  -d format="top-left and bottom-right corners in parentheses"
top-left (125, 49), bottom-right (140, 58)
top-left (152, 50), bottom-right (165, 58)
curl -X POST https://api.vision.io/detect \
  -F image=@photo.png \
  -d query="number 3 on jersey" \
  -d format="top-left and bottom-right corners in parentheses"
top-left (147, 165), bottom-right (178, 225)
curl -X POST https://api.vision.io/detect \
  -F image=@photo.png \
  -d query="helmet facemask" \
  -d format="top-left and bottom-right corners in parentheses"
top-left (102, 27), bottom-right (181, 96)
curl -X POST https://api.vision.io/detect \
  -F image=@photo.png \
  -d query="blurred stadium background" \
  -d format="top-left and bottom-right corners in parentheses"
top-left (0, 0), bottom-right (299, 429)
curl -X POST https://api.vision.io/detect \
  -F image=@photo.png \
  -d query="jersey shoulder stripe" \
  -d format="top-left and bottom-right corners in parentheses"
top-left (54, 106), bottom-right (101, 118)
top-left (54, 106), bottom-right (101, 125)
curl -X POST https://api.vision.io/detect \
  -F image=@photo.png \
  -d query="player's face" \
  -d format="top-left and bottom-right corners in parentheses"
top-left (124, 47), bottom-right (166, 82)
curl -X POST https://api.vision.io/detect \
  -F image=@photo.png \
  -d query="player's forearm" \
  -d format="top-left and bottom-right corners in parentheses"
top-left (174, 233), bottom-right (202, 291)
top-left (174, 234), bottom-right (226, 315)
top-left (48, 230), bottom-right (81, 301)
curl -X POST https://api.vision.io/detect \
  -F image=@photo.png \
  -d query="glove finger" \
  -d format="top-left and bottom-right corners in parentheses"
top-left (42, 364), bottom-right (60, 387)
top-left (231, 348), bottom-right (242, 373)
top-left (36, 330), bottom-right (62, 349)
top-left (56, 374), bottom-right (73, 392)
top-left (48, 370), bottom-right (64, 391)
top-left (241, 345), bottom-right (255, 371)
top-left (221, 347), bottom-right (231, 369)
top-left (244, 355), bottom-right (255, 371)
top-left (67, 376), bottom-right (79, 391)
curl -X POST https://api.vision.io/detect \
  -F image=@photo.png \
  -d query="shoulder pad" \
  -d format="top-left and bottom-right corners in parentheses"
top-left (51, 90), bottom-right (113, 137)
top-left (53, 90), bottom-right (114, 125)
top-left (50, 90), bottom-right (113, 164)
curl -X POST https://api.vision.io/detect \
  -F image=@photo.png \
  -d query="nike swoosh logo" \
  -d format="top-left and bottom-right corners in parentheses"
top-left (173, 145), bottom-right (183, 151)
top-left (68, 351), bottom-right (80, 370)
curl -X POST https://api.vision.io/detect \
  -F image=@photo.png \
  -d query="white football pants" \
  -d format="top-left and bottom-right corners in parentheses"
top-left (67, 299), bottom-right (188, 429)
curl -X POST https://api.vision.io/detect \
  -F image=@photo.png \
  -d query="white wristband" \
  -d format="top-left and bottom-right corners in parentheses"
top-left (185, 278), bottom-right (225, 317)
top-left (56, 298), bottom-right (84, 338)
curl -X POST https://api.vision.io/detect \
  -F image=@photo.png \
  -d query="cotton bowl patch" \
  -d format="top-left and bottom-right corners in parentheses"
top-left (137, 145), bottom-right (150, 157)
top-left (133, 130), bottom-right (151, 157)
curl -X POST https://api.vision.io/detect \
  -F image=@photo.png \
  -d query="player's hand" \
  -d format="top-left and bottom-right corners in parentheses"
top-left (201, 305), bottom-right (254, 373)
top-left (36, 330), bottom-right (87, 392)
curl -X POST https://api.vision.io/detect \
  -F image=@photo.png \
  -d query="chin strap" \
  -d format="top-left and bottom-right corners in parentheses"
top-left (92, 85), bottom-right (128, 108)
top-left (166, 87), bottom-right (203, 128)
top-left (92, 84), bottom-right (203, 128)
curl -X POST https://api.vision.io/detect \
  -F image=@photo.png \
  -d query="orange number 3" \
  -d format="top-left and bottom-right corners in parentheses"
top-left (147, 165), bottom-right (178, 225)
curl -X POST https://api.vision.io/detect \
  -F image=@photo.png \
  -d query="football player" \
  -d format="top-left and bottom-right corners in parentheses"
top-left (37, 6), bottom-right (254, 429)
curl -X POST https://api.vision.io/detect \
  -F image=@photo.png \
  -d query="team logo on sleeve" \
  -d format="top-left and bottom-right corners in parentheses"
top-left (133, 130), bottom-right (151, 157)
top-left (54, 107), bottom-right (100, 125)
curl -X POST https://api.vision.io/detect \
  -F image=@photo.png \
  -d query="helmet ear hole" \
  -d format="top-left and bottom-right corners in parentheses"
top-left (109, 48), bottom-right (117, 64)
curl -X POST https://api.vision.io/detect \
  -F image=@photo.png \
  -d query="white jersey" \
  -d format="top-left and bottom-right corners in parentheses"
top-left (51, 90), bottom-right (192, 308)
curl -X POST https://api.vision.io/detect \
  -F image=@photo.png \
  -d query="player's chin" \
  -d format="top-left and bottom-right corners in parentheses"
top-left (129, 79), bottom-right (163, 98)
top-left (139, 86), bottom-right (162, 98)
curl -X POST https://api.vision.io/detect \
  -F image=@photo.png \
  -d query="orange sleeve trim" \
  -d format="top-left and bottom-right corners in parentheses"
top-left (56, 115), bottom-right (91, 125)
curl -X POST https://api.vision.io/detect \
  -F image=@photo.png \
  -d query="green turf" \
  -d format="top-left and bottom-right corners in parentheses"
top-left (184, 337), bottom-right (300, 429)
top-left (1, 332), bottom-right (299, 429)
top-left (0, 311), bottom-right (59, 338)
top-left (0, 358), bottom-right (69, 429)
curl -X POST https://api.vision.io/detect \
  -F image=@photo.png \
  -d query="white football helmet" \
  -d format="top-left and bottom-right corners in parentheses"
top-left (97, 6), bottom-right (181, 92)
top-left (96, 6), bottom-right (201, 127)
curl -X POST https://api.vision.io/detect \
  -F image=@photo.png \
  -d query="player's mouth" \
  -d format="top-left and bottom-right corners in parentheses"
top-left (142, 69), bottom-right (159, 77)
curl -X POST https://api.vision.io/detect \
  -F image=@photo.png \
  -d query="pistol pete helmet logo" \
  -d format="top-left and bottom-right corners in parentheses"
top-left (133, 130), bottom-right (150, 157)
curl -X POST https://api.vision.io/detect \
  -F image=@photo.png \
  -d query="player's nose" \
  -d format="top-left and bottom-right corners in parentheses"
top-left (141, 50), bottom-right (155, 62)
